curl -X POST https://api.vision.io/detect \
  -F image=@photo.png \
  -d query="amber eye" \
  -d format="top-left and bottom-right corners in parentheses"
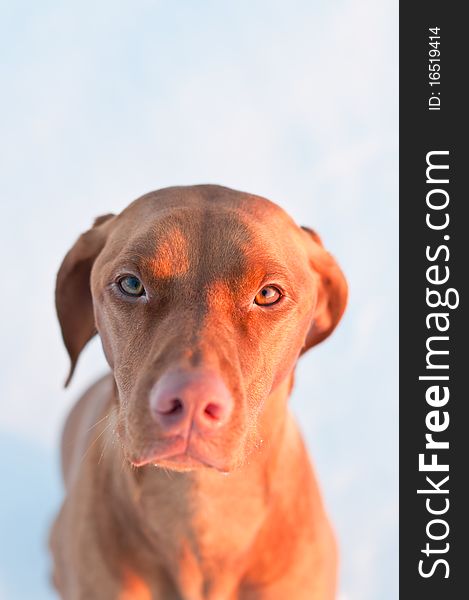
top-left (118, 275), bottom-right (145, 297)
top-left (254, 285), bottom-right (282, 306)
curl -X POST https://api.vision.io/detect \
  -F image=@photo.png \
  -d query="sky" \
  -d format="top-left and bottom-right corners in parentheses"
top-left (0, 1), bottom-right (398, 598)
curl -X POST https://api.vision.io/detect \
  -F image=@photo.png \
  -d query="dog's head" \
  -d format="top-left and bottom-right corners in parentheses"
top-left (56, 185), bottom-right (347, 472)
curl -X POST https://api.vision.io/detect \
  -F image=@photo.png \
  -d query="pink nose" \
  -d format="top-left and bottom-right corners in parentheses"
top-left (149, 370), bottom-right (234, 435)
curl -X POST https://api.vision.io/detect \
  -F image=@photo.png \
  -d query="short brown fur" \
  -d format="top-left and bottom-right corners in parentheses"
top-left (50, 185), bottom-right (347, 599)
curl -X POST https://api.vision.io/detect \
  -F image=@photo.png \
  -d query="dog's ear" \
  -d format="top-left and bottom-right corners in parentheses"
top-left (56, 214), bottom-right (115, 386)
top-left (300, 226), bottom-right (348, 354)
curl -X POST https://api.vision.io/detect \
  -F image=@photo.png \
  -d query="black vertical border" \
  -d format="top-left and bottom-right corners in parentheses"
top-left (400, 3), bottom-right (466, 597)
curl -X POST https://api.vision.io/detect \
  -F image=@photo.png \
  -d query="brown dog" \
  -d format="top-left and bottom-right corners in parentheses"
top-left (50, 185), bottom-right (347, 600)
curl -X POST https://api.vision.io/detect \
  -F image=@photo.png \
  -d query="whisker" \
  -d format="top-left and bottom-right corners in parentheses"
top-left (79, 420), bottom-right (114, 466)
top-left (162, 466), bottom-right (173, 480)
top-left (84, 412), bottom-right (110, 434)
top-left (97, 433), bottom-right (112, 465)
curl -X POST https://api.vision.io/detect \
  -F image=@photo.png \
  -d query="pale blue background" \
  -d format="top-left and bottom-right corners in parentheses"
top-left (0, 1), bottom-right (398, 599)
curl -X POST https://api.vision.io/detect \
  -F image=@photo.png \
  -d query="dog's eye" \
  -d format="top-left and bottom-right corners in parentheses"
top-left (118, 275), bottom-right (145, 297)
top-left (254, 285), bottom-right (282, 306)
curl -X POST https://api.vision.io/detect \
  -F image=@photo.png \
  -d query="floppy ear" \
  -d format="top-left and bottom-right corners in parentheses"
top-left (56, 214), bottom-right (115, 386)
top-left (301, 226), bottom-right (348, 353)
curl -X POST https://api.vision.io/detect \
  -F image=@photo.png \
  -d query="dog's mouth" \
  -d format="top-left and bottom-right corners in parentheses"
top-left (154, 452), bottom-right (230, 473)
top-left (129, 436), bottom-right (231, 473)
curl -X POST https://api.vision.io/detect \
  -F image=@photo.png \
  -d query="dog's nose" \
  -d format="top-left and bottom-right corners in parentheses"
top-left (149, 370), bottom-right (234, 435)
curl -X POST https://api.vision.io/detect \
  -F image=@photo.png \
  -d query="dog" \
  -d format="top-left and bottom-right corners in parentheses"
top-left (50, 184), bottom-right (347, 599)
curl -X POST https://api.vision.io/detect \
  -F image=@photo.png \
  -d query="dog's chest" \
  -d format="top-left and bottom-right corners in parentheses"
top-left (136, 470), bottom-right (269, 599)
